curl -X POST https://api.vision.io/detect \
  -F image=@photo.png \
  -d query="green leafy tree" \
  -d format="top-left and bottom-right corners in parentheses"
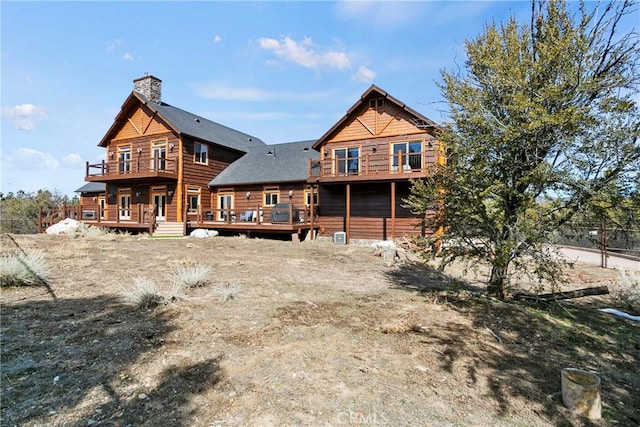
top-left (0, 189), bottom-right (78, 234)
top-left (406, 0), bottom-right (640, 298)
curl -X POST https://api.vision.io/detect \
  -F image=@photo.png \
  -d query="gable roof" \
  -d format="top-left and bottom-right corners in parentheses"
top-left (209, 140), bottom-right (319, 187)
top-left (75, 182), bottom-right (106, 193)
top-left (312, 85), bottom-right (440, 149)
top-left (99, 92), bottom-right (265, 153)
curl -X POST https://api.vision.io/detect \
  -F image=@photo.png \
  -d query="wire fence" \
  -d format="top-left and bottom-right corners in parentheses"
top-left (555, 223), bottom-right (640, 259)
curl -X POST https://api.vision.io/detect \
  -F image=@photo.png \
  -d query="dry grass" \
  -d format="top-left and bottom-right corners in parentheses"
top-left (1, 234), bottom-right (638, 427)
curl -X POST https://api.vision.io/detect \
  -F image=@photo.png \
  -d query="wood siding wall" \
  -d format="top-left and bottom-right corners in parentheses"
top-left (324, 102), bottom-right (428, 144)
top-left (316, 182), bottom-right (431, 239)
top-left (112, 105), bottom-right (169, 141)
top-left (210, 183), bottom-right (311, 219)
top-left (182, 138), bottom-right (244, 215)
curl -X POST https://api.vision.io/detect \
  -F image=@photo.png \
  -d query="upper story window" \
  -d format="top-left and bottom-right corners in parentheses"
top-left (334, 147), bottom-right (359, 175)
top-left (369, 98), bottom-right (384, 109)
top-left (194, 142), bottom-right (208, 164)
top-left (263, 186), bottom-right (279, 206)
top-left (151, 140), bottom-right (167, 171)
top-left (118, 145), bottom-right (131, 173)
top-left (392, 140), bottom-right (422, 171)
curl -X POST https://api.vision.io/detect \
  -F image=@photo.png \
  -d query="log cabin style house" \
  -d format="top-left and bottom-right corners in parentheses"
top-left (73, 75), bottom-right (443, 242)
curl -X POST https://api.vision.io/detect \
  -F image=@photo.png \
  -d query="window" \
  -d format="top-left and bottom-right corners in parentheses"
top-left (334, 147), bottom-right (359, 175)
top-left (187, 187), bottom-right (200, 214)
top-left (118, 189), bottom-right (131, 220)
top-left (194, 142), bottom-right (208, 164)
top-left (369, 98), bottom-right (384, 109)
top-left (118, 145), bottom-right (131, 173)
top-left (305, 186), bottom-right (318, 206)
top-left (392, 140), bottom-right (422, 171)
top-left (151, 140), bottom-right (167, 171)
top-left (264, 187), bottom-right (279, 206)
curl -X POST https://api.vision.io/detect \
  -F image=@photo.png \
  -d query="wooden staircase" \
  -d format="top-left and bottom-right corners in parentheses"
top-left (152, 221), bottom-right (185, 237)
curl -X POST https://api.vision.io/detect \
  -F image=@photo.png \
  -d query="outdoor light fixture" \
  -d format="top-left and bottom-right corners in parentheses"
top-left (246, 191), bottom-right (251, 199)
top-left (109, 151), bottom-right (114, 158)
top-left (372, 143), bottom-right (377, 152)
top-left (137, 148), bottom-right (143, 154)
top-left (288, 190), bottom-right (293, 198)
top-left (169, 143), bottom-right (175, 151)
top-left (135, 192), bottom-right (141, 197)
top-left (168, 190), bottom-right (174, 196)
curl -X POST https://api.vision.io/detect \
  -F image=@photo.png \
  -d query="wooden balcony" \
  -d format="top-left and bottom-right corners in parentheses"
top-left (85, 157), bottom-right (177, 183)
top-left (308, 151), bottom-right (435, 183)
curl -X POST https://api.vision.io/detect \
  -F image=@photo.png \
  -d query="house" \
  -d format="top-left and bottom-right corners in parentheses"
top-left (308, 85), bottom-right (444, 241)
top-left (81, 74), bottom-right (265, 235)
top-left (71, 75), bottom-right (442, 241)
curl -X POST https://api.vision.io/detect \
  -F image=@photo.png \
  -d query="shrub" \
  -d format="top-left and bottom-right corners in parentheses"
top-left (171, 263), bottom-right (212, 288)
top-left (611, 268), bottom-right (640, 311)
top-left (213, 283), bottom-right (241, 303)
top-left (0, 251), bottom-right (53, 287)
top-left (122, 277), bottom-right (166, 309)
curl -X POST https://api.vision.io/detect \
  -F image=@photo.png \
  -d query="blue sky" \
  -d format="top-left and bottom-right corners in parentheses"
top-left (1, 1), bottom-right (635, 197)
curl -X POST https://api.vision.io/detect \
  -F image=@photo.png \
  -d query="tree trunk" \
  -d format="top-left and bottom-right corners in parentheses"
top-left (487, 263), bottom-right (509, 299)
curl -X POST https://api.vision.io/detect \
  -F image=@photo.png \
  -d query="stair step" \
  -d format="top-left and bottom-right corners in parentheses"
top-left (153, 222), bottom-right (185, 237)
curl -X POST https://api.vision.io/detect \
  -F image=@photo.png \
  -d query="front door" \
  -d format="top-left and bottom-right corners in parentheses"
top-left (151, 190), bottom-right (166, 222)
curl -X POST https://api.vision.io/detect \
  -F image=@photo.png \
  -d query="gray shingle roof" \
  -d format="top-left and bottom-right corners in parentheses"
top-left (209, 140), bottom-right (319, 187)
top-left (139, 93), bottom-right (266, 152)
top-left (75, 182), bottom-right (106, 193)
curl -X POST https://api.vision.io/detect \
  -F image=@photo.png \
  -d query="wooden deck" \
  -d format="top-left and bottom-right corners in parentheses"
top-left (308, 151), bottom-right (435, 183)
top-left (189, 220), bottom-right (319, 238)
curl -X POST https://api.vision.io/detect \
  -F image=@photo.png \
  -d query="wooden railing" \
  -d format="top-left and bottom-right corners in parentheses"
top-left (86, 155), bottom-right (177, 179)
top-left (37, 206), bottom-right (81, 233)
top-left (192, 204), bottom-right (317, 226)
top-left (308, 151), bottom-right (435, 179)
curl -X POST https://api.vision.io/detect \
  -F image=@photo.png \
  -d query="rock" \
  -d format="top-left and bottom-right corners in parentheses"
top-left (190, 228), bottom-right (219, 238)
top-left (138, 393), bottom-right (148, 400)
top-left (46, 218), bottom-right (80, 235)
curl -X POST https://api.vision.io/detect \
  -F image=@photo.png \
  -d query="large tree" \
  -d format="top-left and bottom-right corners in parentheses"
top-left (405, 0), bottom-right (640, 298)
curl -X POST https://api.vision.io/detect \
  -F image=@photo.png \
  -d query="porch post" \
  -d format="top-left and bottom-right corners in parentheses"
top-left (309, 200), bottom-right (315, 240)
top-left (391, 181), bottom-right (396, 240)
top-left (346, 184), bottom-right (351, 244)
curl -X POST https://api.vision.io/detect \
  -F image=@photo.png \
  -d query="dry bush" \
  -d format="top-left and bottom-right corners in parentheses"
top-left (380, 312), bottom-right (421, 334)
top-left (611, 268), bottom-right (640, 311)
top-left (122, 277), bottom-right (166, 309)
top-left (171, 263), bottom-right (213, 288)
top-left (213, 283), bottom-right (241, 303)
top-left (0, 251), bottom-right (53, 287)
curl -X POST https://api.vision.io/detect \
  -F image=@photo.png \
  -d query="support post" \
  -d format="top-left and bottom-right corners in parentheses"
top-left (346, 184), bottom-right (351, 244)
top-left (391, 181), bottom-right (396, 239)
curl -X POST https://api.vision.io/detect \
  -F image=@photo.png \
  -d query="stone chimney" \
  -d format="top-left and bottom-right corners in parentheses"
top-left (133, 74), bottom-right (162, 103)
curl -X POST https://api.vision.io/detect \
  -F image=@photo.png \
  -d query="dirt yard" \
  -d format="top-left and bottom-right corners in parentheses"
top-left (1, 234), bottom-right (638, 426)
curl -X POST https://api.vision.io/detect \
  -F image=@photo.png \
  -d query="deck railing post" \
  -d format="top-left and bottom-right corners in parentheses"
top-left (289, 204), bottom-right (293, 226)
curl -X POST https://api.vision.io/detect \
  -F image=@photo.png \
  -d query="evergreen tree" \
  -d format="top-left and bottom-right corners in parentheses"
top-left (406, 0), bottom-right (640, 298)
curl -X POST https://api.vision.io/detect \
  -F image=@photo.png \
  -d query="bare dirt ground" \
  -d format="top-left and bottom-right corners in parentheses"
top-left (1, 234), bottom-right (638, 427)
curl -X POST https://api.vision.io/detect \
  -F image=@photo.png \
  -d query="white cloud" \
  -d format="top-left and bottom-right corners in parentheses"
top-left (106, 38), bottom-right (124, 53)
top-left (258, 36), bottom-right (351, 71)
top-left (2, 104), bottom-right (47, 130)
top-left (194, 82), bottom-right (330, 102)
top-left (213, 35), bottom-right (222, 43)
top-left (352, 65), bottom-right (376, 83)
top-left (4, 148), bottom-right (59, 171)
top-left (62, 153), bottom-right (84, 167)
top-left (122, 52), bottom-right (135, 60)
